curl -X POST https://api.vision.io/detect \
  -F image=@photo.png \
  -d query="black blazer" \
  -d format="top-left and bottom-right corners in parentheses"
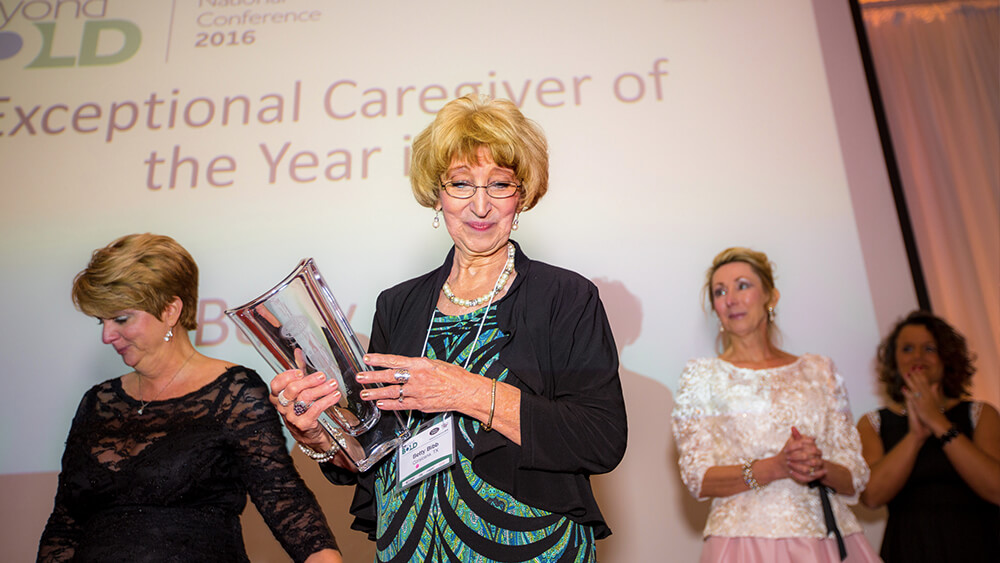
top-left (323, 241), bottom-right (627, 539)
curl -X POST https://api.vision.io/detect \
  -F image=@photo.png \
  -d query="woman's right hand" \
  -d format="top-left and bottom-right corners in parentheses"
top-left (901, 368), bottom-right (943, 440)
top-left (268, 350), bottom-right (355, 471)
top-left (903, 390), bottom-right (932, 441)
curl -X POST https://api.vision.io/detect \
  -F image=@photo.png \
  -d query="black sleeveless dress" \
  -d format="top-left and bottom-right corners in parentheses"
top-left (876, 402), bottom-right (999, 562)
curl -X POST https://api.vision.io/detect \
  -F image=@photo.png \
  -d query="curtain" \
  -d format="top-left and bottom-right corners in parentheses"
top-left (861, 0), bottom-right (999, 405)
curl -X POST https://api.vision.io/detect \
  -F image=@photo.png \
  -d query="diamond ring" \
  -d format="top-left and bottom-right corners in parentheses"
top-left (277, 389), bottom-right (291, 407)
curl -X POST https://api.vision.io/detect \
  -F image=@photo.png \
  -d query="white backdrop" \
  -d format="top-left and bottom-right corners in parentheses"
top-left (0, 1), bottom-right (916, 560)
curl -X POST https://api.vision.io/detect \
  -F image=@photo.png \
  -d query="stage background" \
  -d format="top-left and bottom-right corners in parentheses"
top-left (0, 0), bottom-right (938, 560)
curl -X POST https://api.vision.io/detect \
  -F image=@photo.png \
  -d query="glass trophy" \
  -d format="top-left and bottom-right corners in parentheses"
top-left (226, 258), bottom-right (408, 471)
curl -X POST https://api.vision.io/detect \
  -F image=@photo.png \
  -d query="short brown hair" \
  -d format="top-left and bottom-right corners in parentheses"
top-left (703, 247), bottom-right (780, 351)
top-left (877, 310), bottom-right (975, 403)
top-left (409, 94), bottom-right (549, 211)
top-left (72, 233), bottom-right (199, 330)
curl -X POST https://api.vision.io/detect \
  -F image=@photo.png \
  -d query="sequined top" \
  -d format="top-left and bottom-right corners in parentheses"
top-left (672, 354), bottom-right (869, 538)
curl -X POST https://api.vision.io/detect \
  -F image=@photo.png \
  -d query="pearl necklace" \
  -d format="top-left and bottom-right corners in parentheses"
top-left (442, 243), bottom-right (515, 308)
top-left (137, 350), bottom-right (194, 415)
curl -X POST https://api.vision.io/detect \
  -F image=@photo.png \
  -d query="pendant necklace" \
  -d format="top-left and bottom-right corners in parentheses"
top-left (137, 350), bottom-right (195, 415)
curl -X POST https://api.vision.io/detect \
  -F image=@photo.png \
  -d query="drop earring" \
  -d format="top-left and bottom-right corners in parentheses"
top-left (432, 209), bottom-right (440, 229)
top-left (164, 328), bottom-right (174, 342)
top-left (511, 213), bottom-right (520, 231)
top-left (767, 306), bottom-right (775, 322)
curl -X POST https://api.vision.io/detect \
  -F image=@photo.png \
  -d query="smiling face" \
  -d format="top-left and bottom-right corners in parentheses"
top-left (895, 323), bottom-right (944, 384)
top-left (710, 261), bottom-right (776, 340)
top-left (439, 146), bottom-right (521, 260)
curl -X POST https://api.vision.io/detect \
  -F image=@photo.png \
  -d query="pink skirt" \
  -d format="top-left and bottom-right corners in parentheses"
top-left (701, 533), bottom-right (882, 563)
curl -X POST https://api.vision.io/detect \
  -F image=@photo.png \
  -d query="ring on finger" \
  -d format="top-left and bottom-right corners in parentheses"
top-left (293, 400), bottom-right (312, 416)
top-left (394, 369), bottom-right (410, 383)
top-left (397, 385), bottom-right (405, 403)
top-left (277, 389), bottom-right (291, 407)
top-left (914, 392), bottom-right (923, 398)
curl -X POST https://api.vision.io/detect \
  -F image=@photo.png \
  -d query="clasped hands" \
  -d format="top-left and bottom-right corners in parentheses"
top-left (779, 426), bottom-right (827, 484)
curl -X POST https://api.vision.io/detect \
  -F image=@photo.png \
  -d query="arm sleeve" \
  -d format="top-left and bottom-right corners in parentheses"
top-left (36, 389), bottom-right (98, 563)
top-left (37, 421), bottom-right (86, 561)
top-left (314, 294), bottom-right (395, 538)
top-left (228, 373), bottom-right (338, 562)
top-left (671, 360), bottom-right (717, 501)
top-left (818, 358), bottom-right (869, 504)
top-left (517, 281), bottom-right (627, 475)
top-left (318, 290), bottom-right (394, 489)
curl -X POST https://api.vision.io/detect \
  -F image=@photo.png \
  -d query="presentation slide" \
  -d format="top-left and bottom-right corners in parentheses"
top-left (0, 1), bottom-right (917, 559)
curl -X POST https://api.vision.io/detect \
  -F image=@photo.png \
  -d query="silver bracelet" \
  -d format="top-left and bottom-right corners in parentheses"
top-left (741, 458), bottom-right (762, 491)
top-left (297, 441), bottom-right (339, 463)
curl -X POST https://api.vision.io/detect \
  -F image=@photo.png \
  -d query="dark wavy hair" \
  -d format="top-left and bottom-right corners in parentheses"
top-left (877, 310), bottom-right (975, 403)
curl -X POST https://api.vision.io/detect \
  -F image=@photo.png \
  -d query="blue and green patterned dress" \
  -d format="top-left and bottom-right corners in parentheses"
top-left (371, 307), bottom-right (597, 563)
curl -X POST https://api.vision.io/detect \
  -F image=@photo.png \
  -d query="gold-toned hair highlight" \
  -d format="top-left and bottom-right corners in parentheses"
top-left (410, 94), bottom-right (549, 211)
top-left (72, 233), bottom-right (199, 330)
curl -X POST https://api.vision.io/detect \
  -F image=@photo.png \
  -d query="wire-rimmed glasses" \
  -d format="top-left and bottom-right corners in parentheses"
top-left (440, 181), bottom-right (521, 199)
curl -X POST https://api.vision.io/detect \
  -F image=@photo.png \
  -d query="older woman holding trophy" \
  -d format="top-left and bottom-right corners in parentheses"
top-left (269, 94), bottom-right (628, 562)
top-left (38, 233), bottom-right (341, 563)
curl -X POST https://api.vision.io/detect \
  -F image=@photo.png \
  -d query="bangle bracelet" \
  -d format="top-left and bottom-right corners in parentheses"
top-left (938, 426), bottom-right (960, 446)
top-left (483, 378), bottom-right (497, 431)
top-left (741, 458), bottom-right (762, 491)
top-left (297, 441), bottom-right (339, 463)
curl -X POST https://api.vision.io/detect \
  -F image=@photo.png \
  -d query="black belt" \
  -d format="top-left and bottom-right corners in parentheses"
top-left (809, 480), bottom-right (846, 560)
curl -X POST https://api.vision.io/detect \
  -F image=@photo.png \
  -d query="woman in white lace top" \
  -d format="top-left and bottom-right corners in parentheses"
top-left (672, 247), bottom-right (880, 562)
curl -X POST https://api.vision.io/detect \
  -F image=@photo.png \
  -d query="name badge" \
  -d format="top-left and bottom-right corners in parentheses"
top-left (396, 413), bottom-right (456, 490)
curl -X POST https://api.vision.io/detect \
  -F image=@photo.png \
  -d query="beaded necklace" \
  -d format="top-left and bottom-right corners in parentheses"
top-left (441, 243), bottom-right (514, 308)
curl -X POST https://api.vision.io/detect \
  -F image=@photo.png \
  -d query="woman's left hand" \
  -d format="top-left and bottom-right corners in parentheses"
top-left (357, 352), bottom-right (483, 415)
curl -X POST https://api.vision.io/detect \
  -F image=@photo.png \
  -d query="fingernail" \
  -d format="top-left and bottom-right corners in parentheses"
top-left (363, 355), bottom-right (371, 364)
top-left (295, 370), bottom-right (304, 378)
top-left (356, 374), bottom-right (368, 382)
top-left (376, 401), bottom-right (385, 408)
top-left (315, 372), bottom-right (326, 381)
top-left (360, 390), bottom-right (370, 400)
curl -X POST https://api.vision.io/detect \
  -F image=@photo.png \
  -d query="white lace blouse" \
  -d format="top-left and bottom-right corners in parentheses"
top-left (672, 354), bottom-right (869, 538)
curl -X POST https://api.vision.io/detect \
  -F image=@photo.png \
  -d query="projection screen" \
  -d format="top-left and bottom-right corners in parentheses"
top-left (0, 0), bottom-right (917, 560)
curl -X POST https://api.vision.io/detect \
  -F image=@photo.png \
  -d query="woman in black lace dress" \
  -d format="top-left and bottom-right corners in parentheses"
top-left (857, 311), bottom-right (1000, 562)
top-left (37, 233), bottom-right (341, 563)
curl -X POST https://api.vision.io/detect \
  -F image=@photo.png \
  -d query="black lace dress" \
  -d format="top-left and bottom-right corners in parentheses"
top-left (37, 366), bottom-right (337, 563)
top-left (875, 402), bottom-right (999, 563)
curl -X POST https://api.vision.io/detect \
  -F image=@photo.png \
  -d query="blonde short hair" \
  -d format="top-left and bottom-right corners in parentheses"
top-left (410, 94), bottom-right (549, 211)
top-left (703, 247), bottom-right (779, 350)
top-left (72, 233), bottom-right (199, 330)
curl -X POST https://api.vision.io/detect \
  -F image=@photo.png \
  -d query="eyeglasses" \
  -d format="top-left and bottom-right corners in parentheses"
top-left (440, 181), bottom-right (521, 199)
